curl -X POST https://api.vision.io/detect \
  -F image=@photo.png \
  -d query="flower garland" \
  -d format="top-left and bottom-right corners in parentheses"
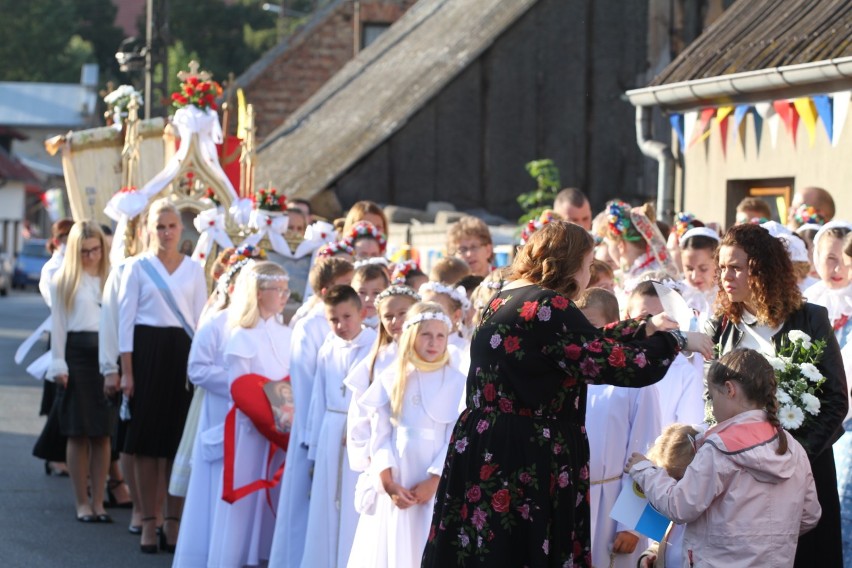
top-left (317, 241), bottom-right (355, 259)
top-left (391, 259), bottom-right (421, 285)
top-left (215, 244), bottom-right (268, 296)
top-left (343, 221), bottom-right (387, 252)
top-left (171, 75), bottom-right (223, 111)
top-left (253, 187), bottom-right (287, 212)
top-left (519, 210), bottom-right (557, 246)
top-left (374, 285), bottom-right (421, 306)
top-left (793, 204), bottom-right (826, 227)
top-left (673, 212), bottom-right (699, 240)
top-left (606, 200), bottom-right (642, 242)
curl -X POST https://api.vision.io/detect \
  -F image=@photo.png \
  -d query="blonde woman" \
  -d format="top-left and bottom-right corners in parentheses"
top-left (119, 198), bottom-right (206, 553)
top-left (208, 260), bottom-right (292, 567)
top-left (350, 302), bottom-right (466, 567)
top-left (48, 221), bottom-right (111, 522)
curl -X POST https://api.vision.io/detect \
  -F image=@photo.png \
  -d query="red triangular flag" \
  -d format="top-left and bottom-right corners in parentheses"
top-left (773, 100), bottom-right (799, 146)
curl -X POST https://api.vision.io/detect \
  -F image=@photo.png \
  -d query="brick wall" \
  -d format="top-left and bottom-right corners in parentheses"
top-left (244, 0), bottom-right (416, 141)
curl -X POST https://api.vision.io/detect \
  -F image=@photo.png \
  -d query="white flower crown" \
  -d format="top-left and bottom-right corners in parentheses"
top-left (353, 256), bottom-right (390, 270)
top-left (243, 259), bottom-right (290, 282)
top-left (374, 285), bottom-right (421, 306)
top-left (402, 310), bottom-right (452, 332)
top-left (418, 281), bottom-right (471, 313)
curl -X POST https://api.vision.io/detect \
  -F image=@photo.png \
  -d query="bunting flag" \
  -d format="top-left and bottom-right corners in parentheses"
top-left (755, 102), bottom-right (780, 149)
top-left (716, 105), bottom-right (733, 156)
top-left (793, 98), bottom-right (818, 146)
top-left (689, 107), bottom-right (716, 148)
top-left (732, 104), bottom-right (750, 142)
top-left (683, 110), bottom-right (698, 148)
top-left (812, 94), bottom-right (833, 143)
top-left (669, 114), bottom-right (685, 152)
top-left (773, 100), bottom-right (799, 146)
top-left (832, 91), bottom-right (850, 146)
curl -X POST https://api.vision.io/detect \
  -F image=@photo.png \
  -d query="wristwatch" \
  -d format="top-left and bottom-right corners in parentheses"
top-left (668, 329), bottom-right (688, 351)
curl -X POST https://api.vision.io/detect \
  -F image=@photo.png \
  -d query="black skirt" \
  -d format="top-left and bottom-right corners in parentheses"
top-left (123, 325), bottom-right (193, 459)
top-left (56, 332), bottom-right (115, 438)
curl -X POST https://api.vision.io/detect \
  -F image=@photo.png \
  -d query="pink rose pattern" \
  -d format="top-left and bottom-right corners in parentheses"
top-left (424, 289), bottom-right (676, 567)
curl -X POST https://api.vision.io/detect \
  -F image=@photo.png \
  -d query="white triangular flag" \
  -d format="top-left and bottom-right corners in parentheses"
top-left (832, 91), bottom-right (850, 147)
top-left (683, 110), bottom-right (698, 150)
top-left (767, 111), bottom-right (780, 149)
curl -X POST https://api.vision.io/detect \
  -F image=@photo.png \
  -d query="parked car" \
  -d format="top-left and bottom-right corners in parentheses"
top-left (0, 251), bottom-right (12, 296)
top-left (13, 239), bottom-right (51, 289)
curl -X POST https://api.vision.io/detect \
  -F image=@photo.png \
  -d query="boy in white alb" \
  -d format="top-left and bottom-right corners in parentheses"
top-left (577, 287), bottom-right (662, 568)
top-left (270, 257), bottom-right (353, 568)
top-left (301, 285), bottom-right (377, 568)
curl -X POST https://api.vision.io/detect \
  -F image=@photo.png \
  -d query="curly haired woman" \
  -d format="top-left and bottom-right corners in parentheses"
top-left (704, 223), bottom-right (847, 567)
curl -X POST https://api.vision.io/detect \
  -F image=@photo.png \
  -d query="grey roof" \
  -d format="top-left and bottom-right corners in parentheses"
top-left (0, 82), bottom-right (97, 129)
top-left (256, 0), bottom-right (538, 200)
top-left (650, 0), bottom-right (852, 86)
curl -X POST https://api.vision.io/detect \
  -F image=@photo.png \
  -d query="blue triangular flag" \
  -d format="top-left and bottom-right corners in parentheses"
top-left (813, 94), bottom-right (833, 143)
top-left (733, 105), bottom-right (749, 133)
top-left (669, 114), bottom-right (685, 152)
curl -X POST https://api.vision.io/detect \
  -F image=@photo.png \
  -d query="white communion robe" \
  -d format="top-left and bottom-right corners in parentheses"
top-left (343, 344), bottom-right (398, 568)
top-left (173, 309), bottom-right (231, 568)
top-left (269, 303), bottom-right (330, 568)
top-left (586, 384), bottom-right (661, 568)
top-left (207, 316), bottom-right (292, 568)
top-left (349, 363), bottom-right (466, 568)
top-left (655, 353), bottom-right (706, 429)
top-left (300, 327), bottom-right (377, 568)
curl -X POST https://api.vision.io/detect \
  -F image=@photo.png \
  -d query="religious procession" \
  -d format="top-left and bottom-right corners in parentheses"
top-left (2, 0), bottom-right (852, 567)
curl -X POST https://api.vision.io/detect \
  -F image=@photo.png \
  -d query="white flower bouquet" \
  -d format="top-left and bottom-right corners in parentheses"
top-left (767, 331), bottom-right (826, 434)
top-left (104, 84), bottom-right (143, 114)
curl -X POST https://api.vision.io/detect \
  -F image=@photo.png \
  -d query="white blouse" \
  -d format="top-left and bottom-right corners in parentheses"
top-left (48, 272), bottom-right (102, 378)
top-left (118, 253), bottom-right (206, 353)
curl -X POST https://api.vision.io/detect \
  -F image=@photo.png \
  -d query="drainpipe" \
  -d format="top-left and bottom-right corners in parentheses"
top-left (635, 105), bottom-right (674, 221)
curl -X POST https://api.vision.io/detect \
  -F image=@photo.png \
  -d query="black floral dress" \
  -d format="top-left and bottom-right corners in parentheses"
top-left (421, 285), bottom-right (679, 567)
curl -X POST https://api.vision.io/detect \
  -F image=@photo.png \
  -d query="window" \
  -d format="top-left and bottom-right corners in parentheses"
top-left (725, 178), bottom-right (794, 226)
top-left (361, 23), bottom-right (390, 49)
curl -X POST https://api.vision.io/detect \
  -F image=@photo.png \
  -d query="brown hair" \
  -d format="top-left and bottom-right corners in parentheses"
top-left (708, 349), bottom-right (788, 455)
top-left (511, 220), bottom-right (594, 298)
top-left (646, 423), bottom-right (700, 480)
top-left (715, 223), bottom-right (803, 327)
top-left (211, 247), bottom-right (236, 280)
top-left (342, 201), bottom-right (388, 235)
top-left (309, 257), bottom-right (354, 296)
top-left (352, 263), bottom-right (390, 289)
top-left (447, 216), bottom-right (494, 255)
top-left (801, 186), bottom-right (836, 220)
top-left (430, 256), bottom-right (471, 285)
top-left (736, 197), bottom-right (772, 219)
top-left (48, 218), bottom-right (74, 253)
top-left (588, 259), bottom-right (614, 287)
top-left (323, 284), bottom-right (362, 309)
top-left (575, 287), bottom-right (619, 324)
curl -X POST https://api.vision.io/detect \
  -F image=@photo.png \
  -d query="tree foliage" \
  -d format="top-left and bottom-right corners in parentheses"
top-left (517, 159), bottom-right (561, 225)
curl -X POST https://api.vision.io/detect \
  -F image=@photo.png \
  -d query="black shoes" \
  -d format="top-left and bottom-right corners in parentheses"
top-left (76, 514), bottom-right (97, 523)
top-left (139, 517), bottom-right (158, 554)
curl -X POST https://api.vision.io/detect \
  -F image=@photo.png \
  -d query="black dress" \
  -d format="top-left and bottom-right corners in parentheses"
top-left (57, 331), bottom-right (115, 437)
top-left (421, 285), bottom-right (679, 567)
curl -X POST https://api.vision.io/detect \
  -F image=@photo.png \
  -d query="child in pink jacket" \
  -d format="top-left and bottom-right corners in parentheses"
top-left (626, 348), bottom-right (821, 567)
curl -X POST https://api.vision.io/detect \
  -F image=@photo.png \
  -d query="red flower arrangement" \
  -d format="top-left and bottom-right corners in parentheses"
top-left (171, 75), bottom-right (223, 111)
top-left (252, 187), bottom-right (287, 212)
top-left (203, 187), bottom-right (221, 206)
top-left (119, 185), bottom-right (138, 193)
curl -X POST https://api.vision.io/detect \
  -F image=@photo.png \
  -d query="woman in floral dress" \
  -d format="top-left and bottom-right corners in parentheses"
top-left (705, 223), bottom-right (847, 567)
top-left (422, 221), bottom-right (712, 567)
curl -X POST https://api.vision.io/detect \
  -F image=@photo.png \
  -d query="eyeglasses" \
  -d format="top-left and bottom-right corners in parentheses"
top-left (261, 287), bottom-right (291, 298)
top-left (80, 245), bottom-right (102, 257)
top-left (454, 243), bottom-right (484, 256)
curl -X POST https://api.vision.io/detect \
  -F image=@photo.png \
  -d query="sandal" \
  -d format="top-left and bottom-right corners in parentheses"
top-left (105, 478), bottom-right (133, 509)
top-left (160, 516), bottom-right (180, 553)
top-left (140, 517), bottom-right (158, 554)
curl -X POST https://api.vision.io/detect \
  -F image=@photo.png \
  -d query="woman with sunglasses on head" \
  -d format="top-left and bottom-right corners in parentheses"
top-left (47, 221), bottom-right (112, 522)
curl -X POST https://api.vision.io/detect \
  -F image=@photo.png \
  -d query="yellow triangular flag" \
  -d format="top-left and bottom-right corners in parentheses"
top-left (237, 88), bottom-right (247, 140)
top-left (716, 105), bottom-right (734, 123)
top-left (793, 97), bottom-right (817, 146)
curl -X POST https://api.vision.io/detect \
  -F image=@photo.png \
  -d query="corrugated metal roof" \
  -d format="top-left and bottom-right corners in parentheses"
top-left (256, 0), bottom-right (538, 200)
top-left (650, 0), bottom-right (852, 86)
top-left (0, 82), bottom-right (97, 128)
top-left (0, 146), bottom-right (38, 183)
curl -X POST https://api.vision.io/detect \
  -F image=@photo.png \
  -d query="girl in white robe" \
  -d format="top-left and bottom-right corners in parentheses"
top-left (173, 257), bottom-right (251, 568)
top-left (301, 285), bottom-right (377, 568)
top-left (207, 261), bottom-right (292, 568)
top-left (351, 303), bottom-right (466, 567)
top-left (418, 281), bottom-right (471, 376)
top-left (344, 285), bottom-right (420, 568)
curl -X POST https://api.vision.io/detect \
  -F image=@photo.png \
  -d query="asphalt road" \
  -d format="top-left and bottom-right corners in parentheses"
top-left (0, 289), bottom-right (171, 567)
